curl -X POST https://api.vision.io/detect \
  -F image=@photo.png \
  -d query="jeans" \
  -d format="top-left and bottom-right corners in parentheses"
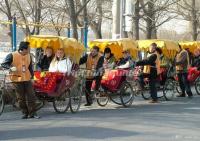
top-left (177, 73), bottom-right (193, 96)
top-left (149, 78), bottom-right (158, 101)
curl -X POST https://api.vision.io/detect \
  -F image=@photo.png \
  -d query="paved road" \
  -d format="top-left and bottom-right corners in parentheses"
top-left (0, 95), bottom-right (200, 141)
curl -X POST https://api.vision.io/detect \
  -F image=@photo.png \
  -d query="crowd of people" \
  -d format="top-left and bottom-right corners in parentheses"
top-left (1, 40), bottom-right (200, 119)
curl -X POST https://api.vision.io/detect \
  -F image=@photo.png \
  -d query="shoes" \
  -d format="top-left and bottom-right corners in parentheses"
top-left (177, 95), bottom-right (186, 97)
top-left (21, 114), bottom-right (28, 119)
top-left (149, 100), bottom-right (159, 103)
top-left (29, 113), bottom-right (41, 119)
top-left (84, 103), bottom-right (92, 106)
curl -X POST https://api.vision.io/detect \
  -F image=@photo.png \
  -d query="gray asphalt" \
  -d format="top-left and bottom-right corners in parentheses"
top-left (0, 94), bottom-right (200, 141)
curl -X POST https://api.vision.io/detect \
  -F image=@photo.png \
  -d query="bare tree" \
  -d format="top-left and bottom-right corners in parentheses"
top-left (172, 0), bottom-right (200, 40)
top-left (0, 0), bottom-right (14, 46)
top-left (139, 0), bottom-right (179, 39)
top-left (13, 0), bottom-right (43, 35)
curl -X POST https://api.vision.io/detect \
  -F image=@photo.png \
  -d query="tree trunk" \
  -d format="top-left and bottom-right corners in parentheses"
top-left (145, 0), bottom-right (157, 39)
top-left (133, 0), bottom-right (140, 40)
top-left (67, 0), bottom-right (78, 40)
top-left (191, 0), bottom-right (198, 41)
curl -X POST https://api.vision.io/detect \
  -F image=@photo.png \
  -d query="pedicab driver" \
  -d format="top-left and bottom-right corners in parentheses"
top-left (1, 41), bottom-right (40, 119)
top-left (175, 44), bottom-right (193, 98)
top-left (79, 46), bottom-right (104, 106)
top-left (136, 43), bottom-right (160, 103)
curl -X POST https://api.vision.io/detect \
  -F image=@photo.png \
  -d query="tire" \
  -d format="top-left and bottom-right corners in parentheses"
top-left (0, 92), bottom-right (4, 116)
top-left (195, 76), bottom-right (200, 95)
top-left (96, 91), bottom-right (109, 107)
top-left (109, 92), bottom-right (122, 105)
top-left (69, 83), bottom-right (82, 113)
top-left (141, 90), bottom-right (151, 100)
top-left (53, 89), bottom-right (70, 113)
top-left (120, 81), bottom-right (134, 107)
top-left (132, 80), bottom-right (143, 97)
top-left (163, 78), bottom-right (176, 101)
top-left (176, 82), bottom-right (182, 94)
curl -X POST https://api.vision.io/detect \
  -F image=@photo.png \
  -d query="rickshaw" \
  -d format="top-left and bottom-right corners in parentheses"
top-left (77, 38), bottom-right (138, 107)
top-left (176, 41), bottom-right (200, 95)
top-left (136, 39), bottom-right (180, 101)
top-left (26, 35), bottom-right (84, 113)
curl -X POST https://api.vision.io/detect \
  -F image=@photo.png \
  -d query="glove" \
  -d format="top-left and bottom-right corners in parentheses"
top-left (10, 67), bottom-right (17, 72)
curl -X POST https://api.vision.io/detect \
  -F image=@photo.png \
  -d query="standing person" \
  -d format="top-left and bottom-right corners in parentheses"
top-left (1, 41), bottom-right (40, 119)
top-left (79, 46), bottom-right (104, 106)
top-left (37, 47), bottom-right (54, 71)
top-left (103, 47), bottom-right (116, 70)
top-left (136, 43), bottom-right (160, 103)
top-left (176, 45), bottom-right (193, 98)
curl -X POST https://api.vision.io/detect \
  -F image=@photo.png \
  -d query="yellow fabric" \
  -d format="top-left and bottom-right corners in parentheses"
top-left (10, 52), bottom-right (31, 82)
top-left (143, 52), bottom-right (160, 74)
top-left (25, 35), bottom-right (85, 63)
top-left (137, 39), bottom-right (179, 59)
top-left (88, 38), bottom-right (138, 60)
top-left (86, 53), bottom-right (101, 79)
top-left (179, 41), bottom-right (200, 54)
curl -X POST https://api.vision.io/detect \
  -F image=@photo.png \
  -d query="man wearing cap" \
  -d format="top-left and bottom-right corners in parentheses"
top-left (116, 50), bottom-right (134, 69)
top-left (1, 41), bottom-right (40, 119)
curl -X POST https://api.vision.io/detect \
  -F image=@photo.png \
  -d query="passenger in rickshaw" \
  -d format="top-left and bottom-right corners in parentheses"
top-left (49, 48), bottom-right (72, 73)
top-left (136, 43), bottom-right (160, 103)
top-left (156, 48), bottom-right (170, 85)
top-left (175, 44), bottom-right (193, 98)
top-left (103, 47), bottom-right (116, 70)
top-left (187, 48), bottom-right (200, 82)
top-left (34, 48), bottom-right (72, 92)
top-left (116, 49), bottom-right (134, 69)
top-left (37, 47), bottom-right (54, 71)
top-left (191, 48), bottom-right (200, 70)
top-left (79, 46), bottom-right (104, 106)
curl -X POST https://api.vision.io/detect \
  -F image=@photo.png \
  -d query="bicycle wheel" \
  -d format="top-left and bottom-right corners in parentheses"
top-left (96, 91), bottom-right (109, 107)
top-left (53, 89), bottom-right (70, 113)
top-left (195, 76), bottom-right (200, 95)
top-left (120, 81), bottom-right (134, 107)
top-left (109, 92), bottom-right (122, 105)
top-left (163, 78), bottom-right (176, 101)
top-left (0, 92), bottom-right (4, 116)
top-left (176, 83), bottom-right (182, 94)
top-left (69, 83), bottom-right (82, 113)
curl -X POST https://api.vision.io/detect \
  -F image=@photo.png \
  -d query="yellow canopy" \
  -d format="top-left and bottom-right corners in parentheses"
top-left (179, 41), bottom-right (200, 54)
top-left (25, 35), bottom-right (85, 63)
top-left (137, 39), bottom-right (179, 59)
top-left (88, 38), bottom-right (138, 60)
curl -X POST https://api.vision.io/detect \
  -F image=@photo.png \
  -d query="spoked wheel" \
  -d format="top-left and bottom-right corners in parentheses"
top-left (53, 89), bottom-right (70, 113)
top-left (109, 92), bottom-right (122, 105)
top-left (96, 91), bottom-right (109, 107)
top-left (69, 84), bottom-right (82, 113)
top-left (141, 89), bottom-right (151, 100)
top-left (176, 82), bottom-right (182, 94)
top-left (132, 80), bottom-right (143, 97)
top-left (163, 78), bottom-right (176, 101)
top-left (0, 92), bottom-right (4, 116)
top-left (194, 77), bottom-right (200, 95)
top-left (120, 81), bottom-right (134, 107)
